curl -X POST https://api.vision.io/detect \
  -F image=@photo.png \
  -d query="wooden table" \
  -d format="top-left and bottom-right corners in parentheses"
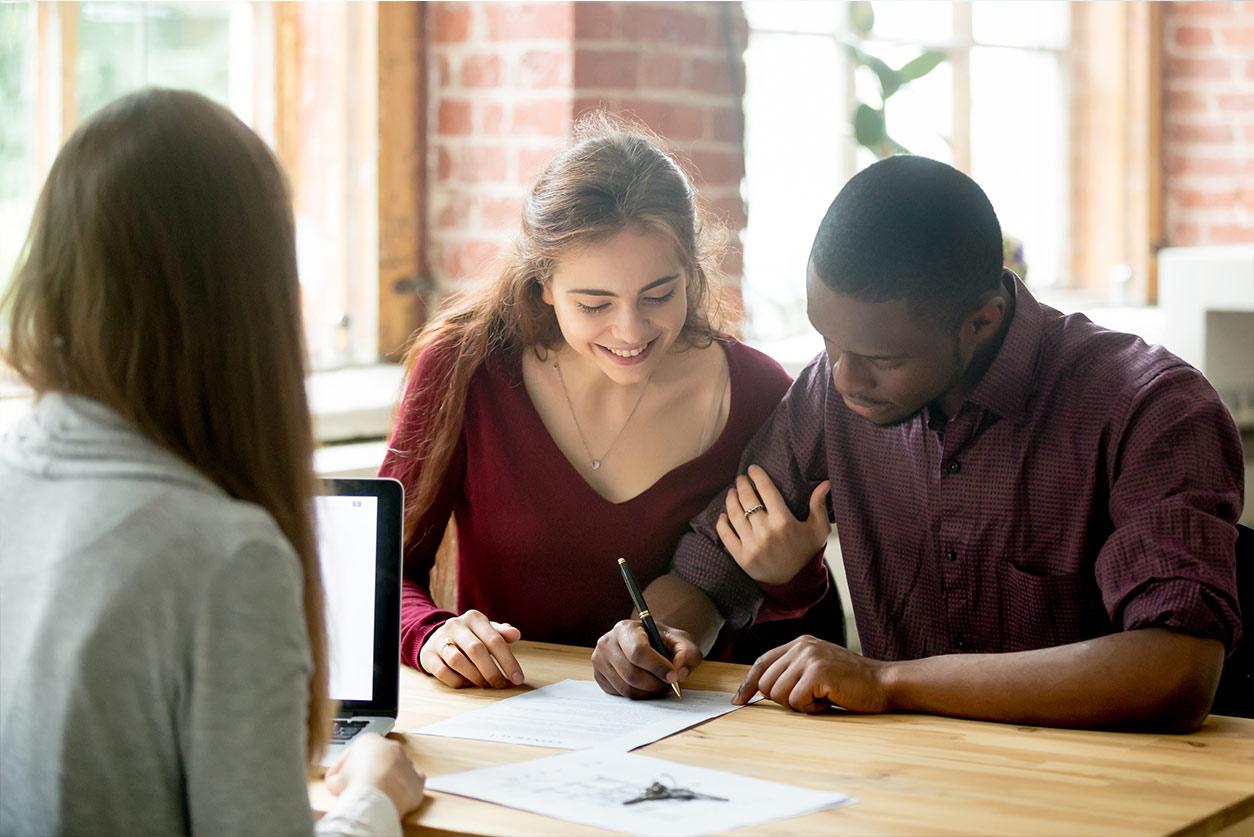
top-left (331, 641), bottom-right (1254, 836)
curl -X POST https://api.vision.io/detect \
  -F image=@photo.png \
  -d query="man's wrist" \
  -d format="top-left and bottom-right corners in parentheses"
top-left (877, 658), bottom-right (911, 713)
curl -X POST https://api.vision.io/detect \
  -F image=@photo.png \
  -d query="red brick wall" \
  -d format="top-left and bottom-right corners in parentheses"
top-left (426, 2), bottom-right (748, 292)
top-left (1163, 2), bottom-right (1254, 246)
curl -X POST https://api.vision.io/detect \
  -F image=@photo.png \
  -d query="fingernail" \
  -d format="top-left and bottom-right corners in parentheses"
top-left (676, 668), bottom-right (689, 680)
top-left (511, 671), bottom-right (524, 685)
top-left (665, 671), bottom-right (678, 683)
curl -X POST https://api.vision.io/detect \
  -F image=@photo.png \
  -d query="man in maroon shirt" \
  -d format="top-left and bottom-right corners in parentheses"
top-left (592, 156), bottom-right (1243, 731)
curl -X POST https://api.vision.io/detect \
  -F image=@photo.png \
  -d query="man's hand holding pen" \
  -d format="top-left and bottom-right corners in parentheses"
top-left (592, 618), bottom-right (703, 699)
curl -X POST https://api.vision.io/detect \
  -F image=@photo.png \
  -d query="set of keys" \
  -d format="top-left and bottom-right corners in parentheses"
top-left (623, 779), bottom-right (729, 805)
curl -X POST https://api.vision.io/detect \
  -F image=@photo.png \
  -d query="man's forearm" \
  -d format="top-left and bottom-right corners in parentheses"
top-left (881, 628), bottom-right (1225, 732)
top-left (641, 573), bottom-right (725, 655)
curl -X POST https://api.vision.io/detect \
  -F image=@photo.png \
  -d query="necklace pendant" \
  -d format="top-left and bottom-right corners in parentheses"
top-left (591, 459), bottom-right (601, 470)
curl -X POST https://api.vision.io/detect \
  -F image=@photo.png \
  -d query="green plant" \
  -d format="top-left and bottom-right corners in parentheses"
top-left (845, 1), bottom-right (946, 158)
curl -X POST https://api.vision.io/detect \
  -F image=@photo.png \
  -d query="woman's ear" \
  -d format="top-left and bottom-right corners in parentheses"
top-left (540, 279), bottom-right (554, 306)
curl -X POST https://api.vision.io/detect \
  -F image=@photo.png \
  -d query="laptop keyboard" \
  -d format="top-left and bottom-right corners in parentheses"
top-left (331, 719), bottom-right (369, 742)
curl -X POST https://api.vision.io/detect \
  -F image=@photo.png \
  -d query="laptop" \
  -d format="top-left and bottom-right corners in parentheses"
top-left (314, 477), bottom-right (403, 767)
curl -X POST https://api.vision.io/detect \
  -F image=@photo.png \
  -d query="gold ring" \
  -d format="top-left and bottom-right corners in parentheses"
top-left (442, 638), bottom-right (457, 651)
top-left (743, 504), bottom-right (765, 518)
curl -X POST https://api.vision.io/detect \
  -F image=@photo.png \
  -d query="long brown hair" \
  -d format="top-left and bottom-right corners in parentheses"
top-left (397, 113), bottom-right (726, 543)
top-left (1, 89), bottom-right (330, 763)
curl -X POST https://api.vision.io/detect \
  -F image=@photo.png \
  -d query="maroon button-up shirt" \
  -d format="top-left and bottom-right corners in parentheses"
top-left (674, 275), bottom-right (1244, 660)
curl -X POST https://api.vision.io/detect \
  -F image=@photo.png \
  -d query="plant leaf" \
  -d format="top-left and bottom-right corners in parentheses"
top-left (848, 1), bottom-right (875, 36)
top-left (853, 104), bottom-right (887, 150)
top-left (845, 42), bottom-right (902, 100)
top-left (897, 50), bottom-right (947, 83)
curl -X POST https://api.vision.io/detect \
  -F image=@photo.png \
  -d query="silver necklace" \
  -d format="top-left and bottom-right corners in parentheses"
top-left (552, 360), bottom-right (650, 471)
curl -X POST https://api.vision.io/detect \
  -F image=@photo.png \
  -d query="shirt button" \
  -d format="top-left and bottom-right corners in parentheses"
top-left (945, 549), bottom-right (957, 562)
top-left (945, 459), bottom-right (961, 474)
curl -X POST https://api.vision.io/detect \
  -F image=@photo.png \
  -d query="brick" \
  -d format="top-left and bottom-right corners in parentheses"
top-left (1167, 58), bottom-right (1233, 79)
top-left (486, 4), bottom-right (573, 41)
top-left (436, 146), bottom-right (454, 181)
top-left (711, 107), bottom-right (742, 142)
top-left (479, 195), bottom-right (525, 229)
top-left (1247, 59), bottom-right (1254, 80)
top-left (435, 192), bottom-right (473, 229)
top-left (1165, 1), bottom-right (1240, 17)
top-left (642, 52), bottom-right (684, 89)
top-left (432, 5), bottom-right (472, 44)
top-left (1173, 188), bottom-right (1240, 210)
top-left (573, 49), bottom-right (640, 89)
top-left (574, 96), bottom-right (616, 121)
top-left (706, 194), bottom-right (747, 229)
top-left (461, 54), bottom-right (503, 88)
top-left (619, 99), bottom-right (705, 142)
top-left (1167, 123), bottom-right (1235, 143)
top-left (1166, 90), bottom-right (1208, 111)
top-left (1166, 155), bottom-right (1253, 177)
top-left (512, 98), bottom-right (572, 135)
top-left (1218, 93), bottom-right (1254, 111)
top-left (620, 5), bottom-right (708, 44)
top-left (437, 99), bottom-right (473, 135)
top-left (1168, 220), bottom-right (1201, 246)
top-left (719, 248), bottom-right (744, 281)
top-left (436, 55), bottom-right (452, 87)
top-left (459, 145), bottom-right (511, 183)
top-left (687, 148), bottom-right (744, 186)
top-left (1205, 224), bottom-right (1254, 244)
top-left (689, 56), bottom-right (730, 95)
top-left (1222, 26), bottom-right (1254, 47)
top-left (517, 144), bottom-right (565, 184)
top-left (1171, 25), bottom-right (1214, 47)
top-left (439, 240), bottom-right (502, 281)
top-left (482, 101), bottom-right (507, 134)
top-left (518, 49), bottom-right (572, 89)
top-left (574, 2), bottom-right (616, 39)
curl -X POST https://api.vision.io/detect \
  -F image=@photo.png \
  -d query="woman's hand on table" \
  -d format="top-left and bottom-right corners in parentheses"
top-left (419, 610), bottom-right (524, 689)
top-left (592, 619), bottom-right (703, 699)
top-left (325, 732), bottom-right (426, 817)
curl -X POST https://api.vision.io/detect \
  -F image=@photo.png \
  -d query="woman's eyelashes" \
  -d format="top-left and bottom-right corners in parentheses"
top-left (574, 290), bottom-right (675, 315)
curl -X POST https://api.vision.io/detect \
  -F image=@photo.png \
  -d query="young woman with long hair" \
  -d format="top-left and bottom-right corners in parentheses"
top-left (0, 89), bottom-right (422, 836)
top-left (381, 115), bottom-right (843, 690)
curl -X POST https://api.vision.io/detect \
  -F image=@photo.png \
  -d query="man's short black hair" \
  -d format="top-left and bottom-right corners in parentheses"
top-left (810, 155), bottom-right (1004, 327)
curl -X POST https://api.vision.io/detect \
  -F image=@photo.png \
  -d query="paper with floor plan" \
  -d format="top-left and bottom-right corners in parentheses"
top-left (412, 679), bottom-right (752, 751)
top-left (426, 748), bottom-right (855, 837)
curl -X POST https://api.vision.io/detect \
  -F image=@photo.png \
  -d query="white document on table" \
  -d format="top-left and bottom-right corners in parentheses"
top-left (427, 748), bottom-right (855, 837)
top-left (412, 679), bottom-right (751, 751)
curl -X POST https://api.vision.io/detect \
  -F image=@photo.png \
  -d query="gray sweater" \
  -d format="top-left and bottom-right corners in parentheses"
top-left (0, 394), bottom-right (396, 836)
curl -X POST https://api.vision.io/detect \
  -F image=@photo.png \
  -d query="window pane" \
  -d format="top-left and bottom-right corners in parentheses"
top-left (145, 4), bottom-right (232, 101)
top-left (742, 31), bottom-right (845, 340)
top-left (870, 1), bottom-right (952, 43)
top-left (0, 3), bottom-right (35, 296)
top-left (77, 4), bottom-right (144, 121)
top-left (973, 1), bottom-right (1068, 49)
top-left (861, 42), bottom-right (953, 164)
top-left (970, 46), bottom-right (1068, 288)
top-left (743, 0), bottom-right (842, 34)
top-left (77, 3), bottom-right (233, 120)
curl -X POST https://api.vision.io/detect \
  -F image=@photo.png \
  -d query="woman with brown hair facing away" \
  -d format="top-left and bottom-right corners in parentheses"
top-left (0, 90), bottom-right (422, 836)
top-left (381, 116), bottom-right (844, 693)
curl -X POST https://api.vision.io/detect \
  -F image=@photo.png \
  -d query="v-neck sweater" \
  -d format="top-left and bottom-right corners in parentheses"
top-left (380, 336), bottom-right (800, 667)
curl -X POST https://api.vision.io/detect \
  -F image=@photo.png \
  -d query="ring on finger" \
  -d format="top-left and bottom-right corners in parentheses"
top-left (743, 504), bottom-right (765, 519)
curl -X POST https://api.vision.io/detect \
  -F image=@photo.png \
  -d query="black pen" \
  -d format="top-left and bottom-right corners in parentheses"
top-left (617, 557), bottom-right (683, 699)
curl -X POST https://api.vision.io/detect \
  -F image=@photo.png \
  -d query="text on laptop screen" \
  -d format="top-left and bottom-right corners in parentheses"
top-left (315, 495), bottom-right (378, 702)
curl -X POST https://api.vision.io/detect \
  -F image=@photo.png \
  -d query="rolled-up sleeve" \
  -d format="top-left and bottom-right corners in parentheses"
top-left (672, 355), bottom-right (833, 629)
top-left (1098, 365), bottom-right (1244, 652)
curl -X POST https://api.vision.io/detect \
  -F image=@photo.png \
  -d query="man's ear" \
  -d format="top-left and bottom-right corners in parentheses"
top-left (958, 293), bottom-right (1007, 357)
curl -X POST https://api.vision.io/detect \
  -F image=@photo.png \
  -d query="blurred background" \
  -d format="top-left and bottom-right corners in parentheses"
top-left (1, 1), bottom-right (1250, 514)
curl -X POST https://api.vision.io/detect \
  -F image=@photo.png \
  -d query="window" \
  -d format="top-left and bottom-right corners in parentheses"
top-left (741, 0), bottom-right (1070, 341)
top-left (1, 2), bottom-right (381, 371)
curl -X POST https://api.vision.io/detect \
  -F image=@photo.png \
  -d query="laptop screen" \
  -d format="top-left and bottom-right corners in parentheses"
top-left (312, 478), bottom-right (403, 715)
top-left (315, 494), bottom-right (378, 702)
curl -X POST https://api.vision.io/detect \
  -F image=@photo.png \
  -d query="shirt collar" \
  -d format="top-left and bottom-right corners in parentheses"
top-left (965, 270), bottom-right (1043, 422)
